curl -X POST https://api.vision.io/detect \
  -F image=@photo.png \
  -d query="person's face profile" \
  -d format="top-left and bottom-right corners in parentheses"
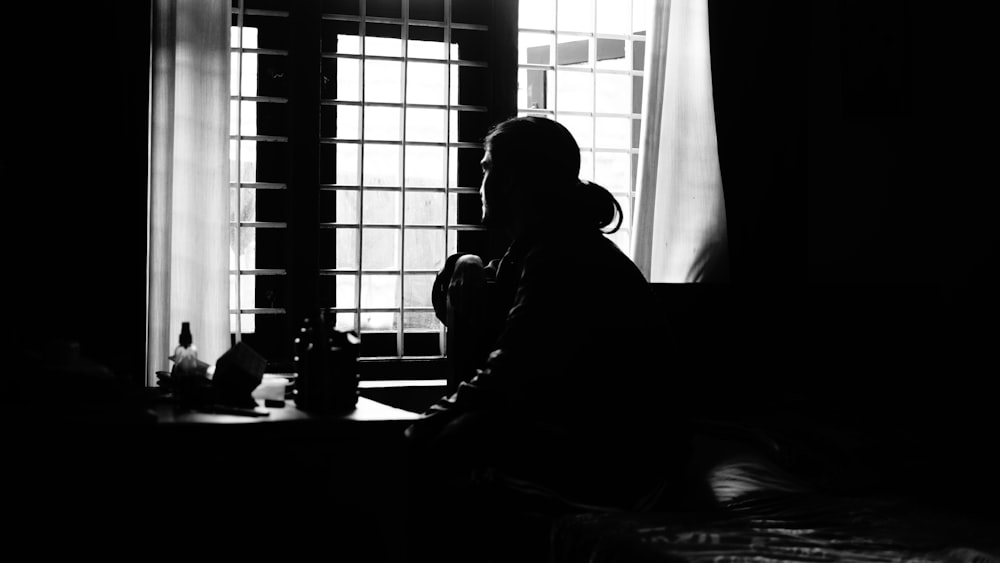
top-left (480, 150), bottom-right (501, 226)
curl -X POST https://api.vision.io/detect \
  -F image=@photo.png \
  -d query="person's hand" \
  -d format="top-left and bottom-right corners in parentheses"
top-left (432, 253), bottom-right (483, 324)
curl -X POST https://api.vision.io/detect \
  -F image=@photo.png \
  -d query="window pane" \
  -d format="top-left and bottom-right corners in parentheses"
top-left (632, 39), bottom-right (645, 71)
top-left (365, 23), bottom-right (402, 57)
top-left (367, 0), bottom-right (401, 19)
top-left (519, 0), bottom-right (554, 29)
top-left (596, 38), bottom-right (628, 70)
top-left (243, 14), bottom-right (289, 50)
top-left (405, 108), bottom-right (447, 142)
top-left (321, 0), bottom-right (360, 16)
top-left (320, 104), bottom-right (361, 139)
top-left (238, 274), bottom-right (285, 309)
top-left (406, 62), bottom-right (447, 104)
top-left (404, 229), bottom-right (445, 270)
top-left (230, 187), bottom-right (238, 223)
top-left (315, 189), bottom-right (357, 224)
top-left (240, 227), bottom-right (286, 269)
top-left (452, 110), bottom-right (491, 143)
top-left (404, 332), bottom-right (441, 356)
top-left (365, 60), bottom-right (402, 103)
top-left (408, 26), bottom-right (445, 59)
top-left (404, 275), bottom-right (435, 308)
top-left (632, 0), bottom-right (649, 34)
top-left (335, 313), bottom-right (356, 332)
top-left (556, 36), bottom-right (592, 67)
top-left (320, 143), bottom-right (360, 185)
top-left (233, 100), bottom-right (288, 137)
top-left (404, 311), bottom-right (441, 331)
top-left (596, 0), bottom-right (628, 35)
top-left (321, 20), bottom-right (359, 54)
top-left (363, 144), bottom-right (401, 186)
top-left (361, 228), bottom-right (401, 270)
top-left (452, 29), bottom-right (488, 63)
top-left (558, 0), bottom-right (594, 33)
top-left (595, 116), bottom-right (630, 149)
top-left (405, 145), bottom-right (446, 187)
top-left (404, 191), bottom-right (446, 225)
top-left (558, 114), bottom-right (593, 148)
top-left (455, 66), bottom-right (489, 106)
top-left (364, 106), bottom-right (402, 141)
top-left (595, 73), bottom-right (631, 114)
top-left (237, 140), bottom-right (289, 183)
top-left (235, 188), bottom-right (287, 223)
top-left (359, 331), bottom-right (398, 356)
top-left (317, 274), bottom-right (356, 309)
top-left (519, 32), bottom-right (554, 65)
top-left (579, 150), bottom-right (594, 182)
top-left (322, 58), bottom-right (360, 101)
top-left (231, 21), bottom-right (255, 49)
top-left (517, 67), bottom-right (554, 110)
top-left (230, 53), bottom-right (240, 96)
top-left (363, 190), bottom-right (401, 225)
top-left (252, 55), bottom-right (288, 98)
top-left (244, 0), bottom-right (288, 10)
top-left (557, 71), bottom-right (593, 113)
top-left (410, 0), bottom-right (444, 22)
top-left (632, 75), bottom-right (644, 113)
top-left (452, 0), bottom-right (489, 25)
top-left (594, 151), bottom-right (630, 191)
top-left (361, 275), bottom-right (400, 308)
top-left (320, 227), bottom-right (358, 270)
top-left (334, 276), bottom-right (358, 316)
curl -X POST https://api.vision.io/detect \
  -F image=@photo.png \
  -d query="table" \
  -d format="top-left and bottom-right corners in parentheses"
top-left (152, 396), bottom-right (421, 425)
top-left (147, 396), bottom-right (421, 561)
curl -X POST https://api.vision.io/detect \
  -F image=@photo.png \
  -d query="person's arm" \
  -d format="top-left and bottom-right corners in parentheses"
top-left (405, 249), bottom-right (557, 442)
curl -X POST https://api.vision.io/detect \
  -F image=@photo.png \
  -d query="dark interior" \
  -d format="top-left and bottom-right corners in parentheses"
top-left (4, 0), bottom-right (996, 560)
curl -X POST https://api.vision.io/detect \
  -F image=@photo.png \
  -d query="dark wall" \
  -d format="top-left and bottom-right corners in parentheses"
top-left (701, 0), bottom-right (995, 513)
top-left (8, 1), bottom-right (151, 384)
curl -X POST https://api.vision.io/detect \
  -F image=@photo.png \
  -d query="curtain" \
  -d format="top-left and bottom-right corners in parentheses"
top-left (631, 0), bottom-right (729, 283)
top-left (147, 0), bottom-right (230, 386)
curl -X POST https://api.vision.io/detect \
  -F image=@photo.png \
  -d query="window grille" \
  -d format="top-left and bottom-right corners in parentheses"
top-left (517, 0), bottom-right (648, 253)
top-left (230, 0), bottom-right (507, 368)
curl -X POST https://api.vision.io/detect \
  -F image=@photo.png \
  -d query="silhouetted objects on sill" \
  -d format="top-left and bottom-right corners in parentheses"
top-left (158, 341), bottom-right (268, 415)
top-left (294, 310), bottom-right (360, 414)
top-left (212, 341), bottom-right (267, 408)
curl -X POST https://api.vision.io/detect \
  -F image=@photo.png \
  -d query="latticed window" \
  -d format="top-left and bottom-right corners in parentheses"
top-left (516, 0), bottom-right (649, 252)
top-left (229, 0), bottom-right (515, 373)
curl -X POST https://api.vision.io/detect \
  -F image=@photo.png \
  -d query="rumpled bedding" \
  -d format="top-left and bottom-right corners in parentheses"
top-left (550, 457), bottom-right (999, 563)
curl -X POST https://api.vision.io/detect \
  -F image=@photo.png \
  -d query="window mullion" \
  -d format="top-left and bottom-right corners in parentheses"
top-left (399, 0), bottom-right (409, 359)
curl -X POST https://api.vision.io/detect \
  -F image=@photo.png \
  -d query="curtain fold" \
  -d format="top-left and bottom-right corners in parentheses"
top-left (147, 0), bottom-right (230, 385)
top-left (632, 0), bottom-right (729, 282)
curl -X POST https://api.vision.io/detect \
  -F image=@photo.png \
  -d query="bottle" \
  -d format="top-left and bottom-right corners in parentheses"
top-left (172, 322), bottom-right (199, 375)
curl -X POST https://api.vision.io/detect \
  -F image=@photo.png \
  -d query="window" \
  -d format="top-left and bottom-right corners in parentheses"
top-left (230, 0), bottom-right (515, 372)
top-left (517, 0), bottom-right (648, 253)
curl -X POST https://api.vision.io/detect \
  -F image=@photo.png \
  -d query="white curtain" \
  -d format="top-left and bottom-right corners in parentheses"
top-left (632, 0), bottom-right (728, 282)
top-left (147, 0), bottom-right (230, 385)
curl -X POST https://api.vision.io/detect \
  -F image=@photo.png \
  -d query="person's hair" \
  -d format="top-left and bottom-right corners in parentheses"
top-left (484, 116), bottom-right (623, 233)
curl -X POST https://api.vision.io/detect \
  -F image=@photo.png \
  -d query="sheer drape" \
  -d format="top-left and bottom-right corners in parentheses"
top-left (147, 0), bottom-right (230, 385)
top-left (632, 0), bottom-right (729, 282)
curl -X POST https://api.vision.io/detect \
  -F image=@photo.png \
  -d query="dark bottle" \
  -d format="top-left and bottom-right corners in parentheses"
top-left (293, 310), bottom-right (360, 413)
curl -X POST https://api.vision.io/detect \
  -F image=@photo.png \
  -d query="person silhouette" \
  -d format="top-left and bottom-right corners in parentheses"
top-left (404, 116), bottom-right (684, 562)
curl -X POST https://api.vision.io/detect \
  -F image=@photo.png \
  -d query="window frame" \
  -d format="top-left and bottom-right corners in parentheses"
top-left (229, 0), bottom-right (516, 378)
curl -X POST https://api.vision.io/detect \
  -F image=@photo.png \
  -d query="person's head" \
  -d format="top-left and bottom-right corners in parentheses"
top-left (480, 116), bottom-right (622, 236)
